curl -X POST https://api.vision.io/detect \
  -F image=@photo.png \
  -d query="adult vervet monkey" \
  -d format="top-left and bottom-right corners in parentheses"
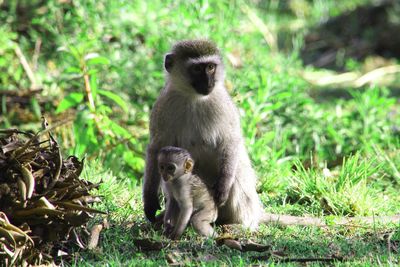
top-left (143, 39), bottom-right (263, 228)
top-left (158, 146), bottom-right (217, 239)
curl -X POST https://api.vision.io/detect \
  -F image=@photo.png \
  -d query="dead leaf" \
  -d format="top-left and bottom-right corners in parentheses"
top-left (0, 124), bottom-right (103, 265)
top-left (133, 238), bottom-right (165, 251)
top-left (241, 240), bottom-right (270, 252)
top-left (223, 239), bottom-right (242, 251)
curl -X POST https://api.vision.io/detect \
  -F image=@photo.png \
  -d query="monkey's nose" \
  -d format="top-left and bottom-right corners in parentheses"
top-left (163, 174), bottom-right (173, 182)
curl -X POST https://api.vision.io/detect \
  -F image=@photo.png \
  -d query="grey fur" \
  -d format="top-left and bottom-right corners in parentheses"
top-left (158, 147), bottom-right (217, 239)
top-left (143, 39), bottom-right (263, 228)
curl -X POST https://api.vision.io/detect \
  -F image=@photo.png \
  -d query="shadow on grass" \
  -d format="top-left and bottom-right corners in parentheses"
top-left (309, 86), bottom-right (400, 102)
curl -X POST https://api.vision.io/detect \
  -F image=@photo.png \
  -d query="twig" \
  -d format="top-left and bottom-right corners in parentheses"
top-left (241, 5), bottom-right (277, 53)
top-left (36, 117), bottom-right (75, 138)
top-left (252, 254), bottom-right (343, 263)
top-left (302, 65), bottom-right (400, 88)
top-left (0, 129), bottom-right (35, 138)
top-left (276, 257), bottom-right (343, 263)
top-left (32, 38), bottom-right (42, 71)
top-left (355, 65), bottom-right (400, 87)
top-left (83, 72), bottom-right (96, 111)
top-left (0, 88), bottom-right (42, 97)
top-left (81, 65), bottom-right (105, 136)
top-left (302, 70), bottom-right (359, 87)
top-left (14, 45), bottom-right (38, 89)
top-left (72, 228), bottom-right (86, 249)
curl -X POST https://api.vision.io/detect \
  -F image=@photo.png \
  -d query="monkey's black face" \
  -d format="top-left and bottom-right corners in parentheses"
top-left (159, 161), bottom-right (187, 182)
top-left (188, 62), bottom-right (216, 95)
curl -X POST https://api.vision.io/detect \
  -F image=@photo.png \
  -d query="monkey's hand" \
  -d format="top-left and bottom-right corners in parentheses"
top-left (214, 185), bottom-right (230, 207)
top-left (163, 223), bottom-right (174, 237)
top-left (144, 195), bottom-right (161, 223)
top-left (169, 229), bottom-right (182, 240)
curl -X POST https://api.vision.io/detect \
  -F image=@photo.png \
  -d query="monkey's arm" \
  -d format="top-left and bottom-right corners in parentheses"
top-left (170, 201), bottom-right (193, 240)
top-left (143, 144), bottom-right (161, 222)
top-left (163, 196), bottom-right (179, 235)
top-left (215, 138), bottom-right (239, 206)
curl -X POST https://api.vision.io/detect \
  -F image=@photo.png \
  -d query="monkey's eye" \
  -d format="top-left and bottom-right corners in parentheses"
top-left (206, 63), bottom-right (216, 73)
top-left (160, 165), bottom-right (165, 170)
top-left (167, 165), bottom-right (175, 172)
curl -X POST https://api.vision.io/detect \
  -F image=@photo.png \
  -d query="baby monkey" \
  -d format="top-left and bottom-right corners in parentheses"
top-left (158, 146), bottom-right (217, 240)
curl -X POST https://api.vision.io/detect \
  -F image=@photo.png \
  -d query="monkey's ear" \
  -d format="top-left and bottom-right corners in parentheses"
top-left (164, 53), bottom-right (174, 72)
top-left (184, 158), bottom-right (194, 173)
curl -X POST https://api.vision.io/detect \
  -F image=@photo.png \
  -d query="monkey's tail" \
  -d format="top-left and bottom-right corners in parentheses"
top-left (261, 212), bottom-right (400, 227)
top-left (261, 212), bottom-right (326, 227)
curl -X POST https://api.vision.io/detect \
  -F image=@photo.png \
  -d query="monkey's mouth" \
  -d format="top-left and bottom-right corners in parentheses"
top-left (193, 83), bottom-right (214, 95)
top-left (163, 174), bottom-right (173, 182)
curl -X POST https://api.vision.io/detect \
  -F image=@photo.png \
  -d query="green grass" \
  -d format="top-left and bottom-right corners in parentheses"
top-left (72, 161), bottom-right (399, 266)
top-left (1, 0), bottom-right (400, 265)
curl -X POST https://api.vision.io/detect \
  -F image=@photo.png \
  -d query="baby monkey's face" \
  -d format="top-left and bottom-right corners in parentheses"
top-left (158, 153), bottom-right (194, 182)
top-left (158, 160), bottom-right (180, 182)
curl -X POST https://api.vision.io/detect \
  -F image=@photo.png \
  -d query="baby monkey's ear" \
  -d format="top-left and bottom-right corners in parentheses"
top-left (184, 158), bottom-right (194, 173)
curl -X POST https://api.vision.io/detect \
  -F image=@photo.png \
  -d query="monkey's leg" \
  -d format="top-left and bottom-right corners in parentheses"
top-left (170, 203), bottom-right (193, 240)
top-left (191, 211), bottom-right (215, 237)
top-left (217, 161), bottom-right (263, 229)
